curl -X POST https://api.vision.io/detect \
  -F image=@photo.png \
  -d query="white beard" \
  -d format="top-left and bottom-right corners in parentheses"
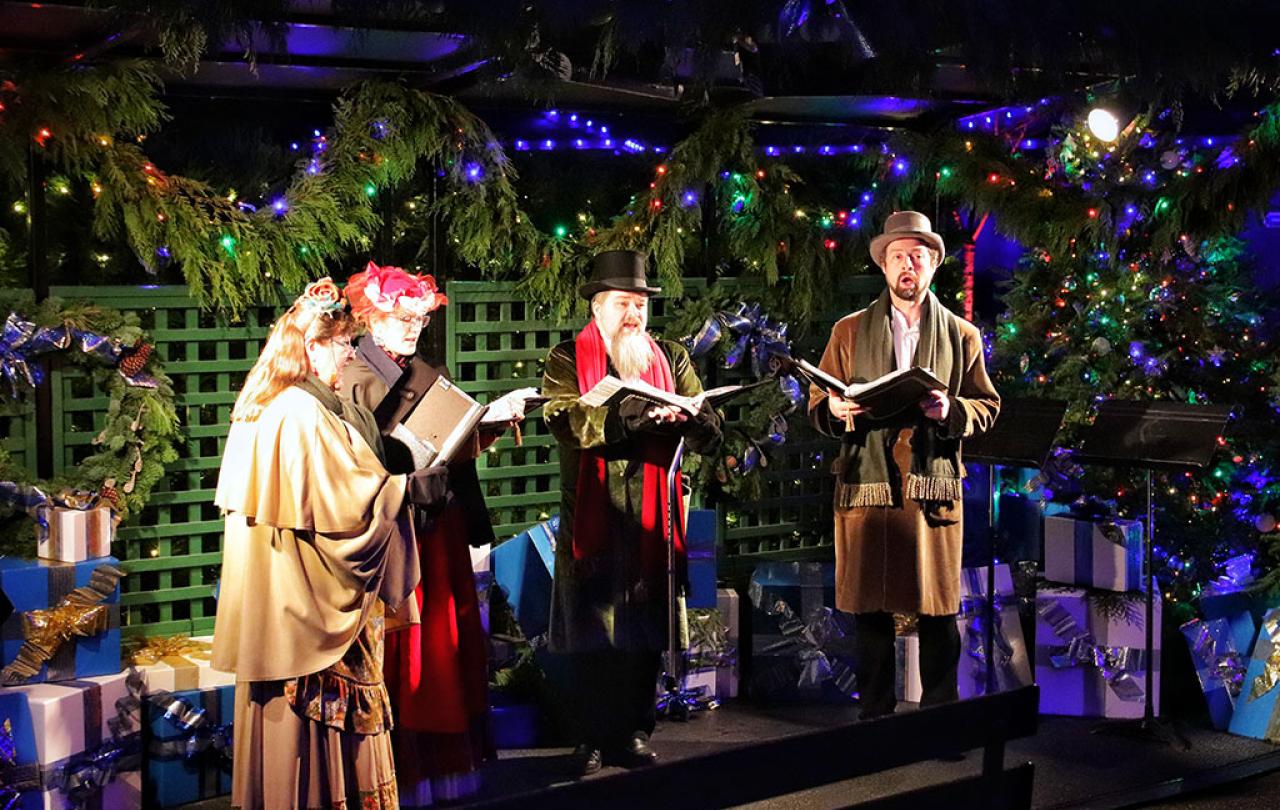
top-left (609, 331), bottom-right (653, 381)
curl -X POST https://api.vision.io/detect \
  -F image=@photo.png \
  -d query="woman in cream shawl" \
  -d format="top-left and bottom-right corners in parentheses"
top-left (211, 278), bottom-right (445, 810)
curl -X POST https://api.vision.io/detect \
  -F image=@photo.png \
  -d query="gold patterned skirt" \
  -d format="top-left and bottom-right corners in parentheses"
top-left (231, 602), bottom-right (398, 810)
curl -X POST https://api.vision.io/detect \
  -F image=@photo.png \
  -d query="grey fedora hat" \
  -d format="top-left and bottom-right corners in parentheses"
top-left (869, 211), bottom-right (946, 268)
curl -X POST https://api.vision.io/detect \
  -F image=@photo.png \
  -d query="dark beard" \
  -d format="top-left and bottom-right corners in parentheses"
top-left (892, 283), bottom-right (919, 300)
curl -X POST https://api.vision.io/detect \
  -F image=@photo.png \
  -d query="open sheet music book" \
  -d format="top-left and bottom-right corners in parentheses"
top-left (402, 377), bottom-right (489, 467)
top-left (795, 359), bottom-right (947, 419)
top-left (578, 375), bottom-right (767, 416)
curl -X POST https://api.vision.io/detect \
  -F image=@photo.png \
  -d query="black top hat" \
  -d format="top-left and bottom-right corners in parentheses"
top-left (578, 250), bottom-right (662, 300)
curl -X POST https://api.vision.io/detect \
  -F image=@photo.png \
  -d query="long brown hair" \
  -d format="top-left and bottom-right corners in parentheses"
top-left (231, 302), bottom-right (356, 422)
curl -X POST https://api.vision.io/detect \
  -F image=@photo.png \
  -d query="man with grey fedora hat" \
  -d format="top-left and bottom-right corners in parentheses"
top-left (541, 249), bottom-right (722, 775)
top-left (809, 211), bottom-right (1000, 719)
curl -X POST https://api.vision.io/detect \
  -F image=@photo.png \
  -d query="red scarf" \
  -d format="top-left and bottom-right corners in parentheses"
top-left (573, 320), bottom-right (685, 585)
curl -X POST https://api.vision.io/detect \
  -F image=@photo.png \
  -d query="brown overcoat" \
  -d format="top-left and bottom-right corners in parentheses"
top-left (808, 304), bottom-right (999, 616)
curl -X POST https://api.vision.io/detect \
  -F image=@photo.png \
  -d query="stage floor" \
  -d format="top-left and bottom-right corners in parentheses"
top-left (181, 701), bottom-right (1280, 809)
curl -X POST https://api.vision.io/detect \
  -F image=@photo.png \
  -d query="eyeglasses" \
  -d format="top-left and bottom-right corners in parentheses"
top-left (394, 313), bottom-right (429, 330)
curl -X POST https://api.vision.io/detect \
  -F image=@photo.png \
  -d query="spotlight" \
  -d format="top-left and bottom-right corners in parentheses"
top-left (1087, 108), bottom-right (1121, 142)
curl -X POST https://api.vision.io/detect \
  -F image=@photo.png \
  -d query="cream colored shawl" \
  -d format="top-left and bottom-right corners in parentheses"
top-left (211, 385), bottom-right (414, 682)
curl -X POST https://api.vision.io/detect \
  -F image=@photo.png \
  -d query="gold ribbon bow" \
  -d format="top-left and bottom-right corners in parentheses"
top-left (127, 635), bottom-right (212, 668)
top-left (1, 563), bottom-right (124, 684)
top-left (1249, 611), bottom-right (1280, 701)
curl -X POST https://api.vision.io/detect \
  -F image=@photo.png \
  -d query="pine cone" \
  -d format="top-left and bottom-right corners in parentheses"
top-left (119, 343), bottom-right (153, 378)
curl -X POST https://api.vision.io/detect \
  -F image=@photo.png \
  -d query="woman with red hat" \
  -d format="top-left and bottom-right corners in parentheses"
top-left (341, 262), bottom-right (524, 806)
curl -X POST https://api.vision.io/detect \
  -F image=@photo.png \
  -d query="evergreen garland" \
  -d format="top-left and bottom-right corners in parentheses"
top-left (0, 291), bottom-right (180, 554)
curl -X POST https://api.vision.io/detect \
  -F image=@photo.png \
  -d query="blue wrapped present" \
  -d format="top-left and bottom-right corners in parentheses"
top-left (1182, 613), bottom-right (1254, 730)
top-left (1044, 515), bottom-right (1143, 592)
top-left (144, 684), bottom-right (234, 807)
top-left (0, 557), bottom-right (123, 684)
top-left (490, 694), bottom-right (539, 749)
top-left (1228, 607), bottom-right (1280, 741)
top-left (1199, 553), bottom-right (1257, 623)
top-left (748, 562), bottom-right (857, 703)
top-left (493, 517), bottom-right (558, 641)
top-left (686, 509), bottom-right (717, 609)
top-left (0, 690), bottom-right (45, 810)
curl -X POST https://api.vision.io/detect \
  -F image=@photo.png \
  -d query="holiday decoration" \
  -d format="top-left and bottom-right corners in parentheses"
top-left (1035, 586), bottom-right (1162, 719)
top-left (0, 558), bottom-right (124, 685)
top-left (492, 516), bottom-right (558, 642)
top-left (1044, 513), bottom-right (1145, 592)
top-left (0, 295), bottom-right (178, 555)
top-left (1181, 614), bottom-right (1254, 730)
top-left (748, 562), bottom-right (857, 703)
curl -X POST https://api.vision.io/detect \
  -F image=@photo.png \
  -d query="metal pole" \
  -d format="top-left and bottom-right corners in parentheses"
top-left (985, 464), bottom-right (998, 695)
top-left (1143, 469), bottom-right (1156, 726)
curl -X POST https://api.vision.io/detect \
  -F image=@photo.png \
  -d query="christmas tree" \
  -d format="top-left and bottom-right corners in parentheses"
top-left (989, 108), bottom-right (1280, 614)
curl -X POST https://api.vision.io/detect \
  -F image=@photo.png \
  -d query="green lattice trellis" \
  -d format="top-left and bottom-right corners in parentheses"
top-left (3, 277), bottom-right (883, 637)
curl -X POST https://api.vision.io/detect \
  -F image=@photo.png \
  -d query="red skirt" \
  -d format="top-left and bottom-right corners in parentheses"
top-left (384, 503), bottom-right (494, 778)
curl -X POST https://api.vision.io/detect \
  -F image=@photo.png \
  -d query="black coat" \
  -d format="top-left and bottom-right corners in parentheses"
top-left (341, 337), bottom-right (496, 547)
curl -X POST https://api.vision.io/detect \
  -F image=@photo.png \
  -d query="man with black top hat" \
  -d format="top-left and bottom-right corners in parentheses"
top-left (808, 211), bottom-right (1000, 719)
top-left (541, 249), bottom-right (722, 775)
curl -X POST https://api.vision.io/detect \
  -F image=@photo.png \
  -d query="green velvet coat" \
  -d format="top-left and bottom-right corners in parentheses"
top-left (541, 338), bottom-right (722, 653)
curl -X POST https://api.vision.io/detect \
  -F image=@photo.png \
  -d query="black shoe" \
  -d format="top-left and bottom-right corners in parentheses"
top-left (609, 732), bottom-right (659, 768)
top-left (573, 744), bottom-right (603, 776)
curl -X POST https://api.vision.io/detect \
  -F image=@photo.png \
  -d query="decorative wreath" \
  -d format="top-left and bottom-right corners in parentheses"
top-left (0, 292), bottom-right (180, 554)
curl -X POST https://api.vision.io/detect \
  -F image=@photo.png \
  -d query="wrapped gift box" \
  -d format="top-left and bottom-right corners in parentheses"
top-left (897, 565), bottom-right (1033, 703)
top-left (1044, 515), bottom-right (1144, 592)
top-left (1035, 586), bottom-right (1161, 718)
top-left (0, 557), bottom-right (123, 684)
top-left (1181, 613), bottom-right (1254, 730)
top-left (1228, 608), bottom-right (1280, 741)
top-left (490, 693), bottom-right (539, 749)
top-left (472, 544), bottom-right (493, 635)
top-left (5, 670), bottom-right (143, 810)
top-left (675, 588), bottom-right (740, 702)
top-left (125, 635), bottom-right (234, 693)
top-left (686, 509), bottom-right (718, 609)
top-left (716, 588), bottom-right (740, 699)
top-left (36, 505), bottom-right (113, 563)
top-left (0, 689), bottom-right (42, 810)
top-left (748, 562), bottom-right (857, 703)
top-left (492, 516), bottom-right (557, 641)
top-left (144, 683), bottom-right (234, 807)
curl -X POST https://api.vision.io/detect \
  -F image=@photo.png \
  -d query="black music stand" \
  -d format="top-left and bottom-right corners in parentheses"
top-left (1074, 400), bottom-right (1232, 749)
top-left (657, 438), bottom-right (718, 719)
top-left (965, 397), bottom-right (1068, 695)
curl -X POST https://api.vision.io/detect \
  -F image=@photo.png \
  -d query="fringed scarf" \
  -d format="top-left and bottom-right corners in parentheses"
top-left (572, 321), bottom-right (685, 585)
top-left (837, 289), bottom-right (966, 509)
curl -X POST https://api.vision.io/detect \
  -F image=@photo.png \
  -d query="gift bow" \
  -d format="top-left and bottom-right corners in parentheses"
top-left (1249, 611), bottom-right (1280, 702)
top-left (1037, 597), bottom-right (1146, 702)
top-left (1, 312), bottom-right (156, 398)
top-left (685, 302), bottom-right (803, 408)
top-left (759, 599), bottom-right (857, 697)
top-left (958, 590), bottom-right (1018, 693)
top-left (685, 610), bottom-right (736, 671)
top-left (145, 689), bottom-right (233, 771)
top-left (1187, 620), bottom-right (1246, 699)
top-left (1, 563), bottom-right (125, 684)
top-left (127, 635), bottom-right (212, 668)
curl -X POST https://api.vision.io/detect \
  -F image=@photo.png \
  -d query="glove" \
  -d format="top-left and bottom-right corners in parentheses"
top-left (407, 466), bottom-right (450, 508)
